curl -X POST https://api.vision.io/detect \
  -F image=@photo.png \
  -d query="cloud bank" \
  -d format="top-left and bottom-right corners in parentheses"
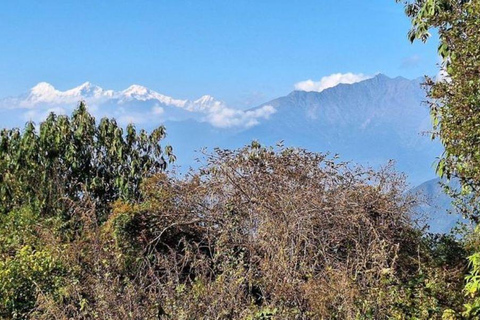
top-left (294, 73), bottom-right (372, 92)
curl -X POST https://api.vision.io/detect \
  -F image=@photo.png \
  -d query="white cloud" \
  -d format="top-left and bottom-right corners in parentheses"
top-left (206, 105), bottom-right (276, 128)
top-left (294, 73), bottom-right (372, 92)
top-left (185, 95), bottom-right (276, 128)
top-left (152, 105), bottom-right (165, 115)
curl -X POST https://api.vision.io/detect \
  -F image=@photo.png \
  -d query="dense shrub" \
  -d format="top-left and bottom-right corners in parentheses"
top-left (0, 207), bottom-right (66, 319)
top-left (80, 143), bottom-right (463, 319)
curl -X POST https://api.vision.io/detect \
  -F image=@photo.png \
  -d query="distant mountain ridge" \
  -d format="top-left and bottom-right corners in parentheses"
top-left (0, 75), bottom-right (440, 184)
top-left (0, 74), bottom-right (455, 232)
top-left (410, 178), bottom-right (467, 234)
top-left (198, 74), bottom-right (441, 185)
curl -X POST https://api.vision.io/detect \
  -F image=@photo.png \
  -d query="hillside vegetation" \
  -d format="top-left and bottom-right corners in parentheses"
top-left (3, 0), bottom-right (480, 318)
top-left (0, 105), bottom-right (466, 319)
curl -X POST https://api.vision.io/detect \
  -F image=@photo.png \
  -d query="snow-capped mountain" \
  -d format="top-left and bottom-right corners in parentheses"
top-left (0, 82), bottom-right (276, 129)
top-left (0, 74), bottom-right (464, 233)
top-left (0, 75), bottom-right (437, 181)
top-left (18, 81), bottom-right (114, 107)
top-left (119, 84), bottom-right (186, 107)
top-left (0, 74), bottom-right (459, 231)
top-left (3, 81), bottom-right (202, 110)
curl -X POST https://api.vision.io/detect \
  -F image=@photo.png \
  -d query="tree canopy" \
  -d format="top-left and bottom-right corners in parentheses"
top-left (399, 1), bottom-right (480, 317)
top-left (0, 101), bottom-right (175, 218)
top-left (398, 0), bottom-right (480, 219)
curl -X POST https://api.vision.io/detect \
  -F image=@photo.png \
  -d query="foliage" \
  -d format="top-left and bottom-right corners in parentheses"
top-left (398, 0), bottom-right (480, 219)
top-left (399, 1), bottom-right (480, 318)
top-left (0, 104), bottom-right (174, 319)
top-left (396, 0), bottom-right (466, 43)
top-left (0, 207), bottom-right (66, 319)
top-left (0, 101), bottom-right (174, 217)
top-left (82, 144), bottom-right (462, 319)
top-left (0, 245), bottom-right (65, 319)
top-left (0, 105), bottom-right (467, 318)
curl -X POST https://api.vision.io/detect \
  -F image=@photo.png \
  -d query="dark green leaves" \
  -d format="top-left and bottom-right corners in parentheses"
top-left (0, 101), bottom-right (174, 218)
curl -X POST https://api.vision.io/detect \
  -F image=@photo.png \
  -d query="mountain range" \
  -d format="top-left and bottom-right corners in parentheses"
top-left (0, 74), bottom-right (460, 232)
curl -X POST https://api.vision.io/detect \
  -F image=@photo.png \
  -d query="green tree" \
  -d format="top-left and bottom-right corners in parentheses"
top-left (398, 0), bottom-right (480, 220)
top-left (399, 0), bottom-right (480, 317)
top-left (0, 103), bottom-right (175, 318)
top-left (0, 101), bottom-right (175, 218)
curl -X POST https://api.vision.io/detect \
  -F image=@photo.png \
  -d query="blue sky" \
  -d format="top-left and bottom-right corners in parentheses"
top-left (0, 0), bottom-right (438, 107)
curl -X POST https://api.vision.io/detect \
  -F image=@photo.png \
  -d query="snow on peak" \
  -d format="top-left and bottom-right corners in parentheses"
top-left (187, 95), bottom-right (225, 112)
top-left (76, 81), bottom-right (96, 91)
top-left (122, 84), bottom-right (150, 97)
top-left (195, 95), bottom-right (215, 104)
top-left (65, 81), bottom-right (105, 97)
top-left (3, 81), bottom-right (272, 129)
top-left (30, 82), bottom-right (57, 95)
top-left (119, 85), bottom-right (187, 108)
top-left (23, 81), bottom-right (114, 106)
top-left (18, 82), bottom-right (198, 109)
top-left (25, 82), bottom-right (62, 106)
top-left (0, 81), bottom-right (277, 130)
top-left (78, 81), bottom-right (93, 88)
